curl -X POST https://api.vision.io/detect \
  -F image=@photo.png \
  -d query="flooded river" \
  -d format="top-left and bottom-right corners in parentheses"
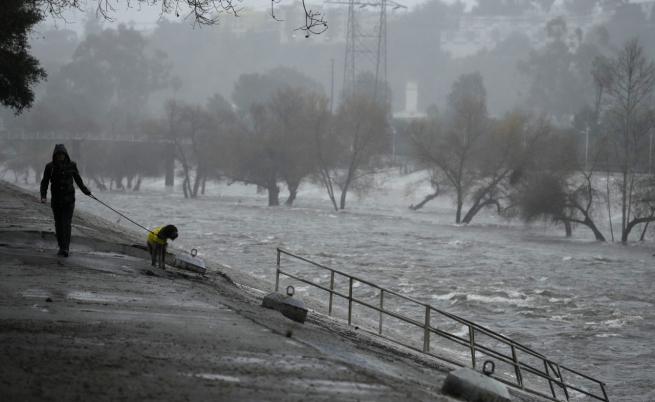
top-left (70, 177), bottom-right (654, 401)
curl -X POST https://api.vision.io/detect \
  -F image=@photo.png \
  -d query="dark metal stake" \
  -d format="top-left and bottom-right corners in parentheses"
top-left (469, 326), bottom-right (476, 369)
top-left (378, 289), bottom-right (384, 335)
top-left (545, 360), bottom-right (556, 399)
top-left (328, 271), bottom-right (335, 316)
top-left (348, 277), bottom-right (353, 325)
top-left (275, 249), bottom-right (281, 292)
top-left (511, 345), bottom-right (523, 388)
top-left (423, 305), bottom-right (431, 352)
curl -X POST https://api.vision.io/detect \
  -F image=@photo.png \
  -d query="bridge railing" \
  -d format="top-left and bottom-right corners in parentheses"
top-left (0, 129), bottom-right (179, 144)
top-left (275, 248), bottom-right (609, 402)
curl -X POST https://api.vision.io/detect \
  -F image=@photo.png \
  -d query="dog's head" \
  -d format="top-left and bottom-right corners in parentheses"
top-left (159, 225), bottom-right (178, 241)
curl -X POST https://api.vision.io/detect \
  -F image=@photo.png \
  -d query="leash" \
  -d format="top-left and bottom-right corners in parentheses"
top-left (89, 194), bottom-right (155, 236)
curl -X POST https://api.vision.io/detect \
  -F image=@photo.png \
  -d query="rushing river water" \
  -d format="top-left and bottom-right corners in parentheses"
top-left (66, 177), bottom-right (654, 402)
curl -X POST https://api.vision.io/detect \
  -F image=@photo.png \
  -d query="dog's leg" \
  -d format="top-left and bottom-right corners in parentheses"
top-left (148, 243), bottom-right (156, 266)
top-left (159, 244), bottom-right (166, 270)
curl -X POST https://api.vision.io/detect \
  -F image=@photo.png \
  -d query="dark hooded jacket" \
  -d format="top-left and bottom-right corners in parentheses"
top-left (40, 144), bottom-right (90, 204)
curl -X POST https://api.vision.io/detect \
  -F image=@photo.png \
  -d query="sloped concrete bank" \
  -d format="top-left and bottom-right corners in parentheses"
top-left (0, 182), bottom-right (543, 402)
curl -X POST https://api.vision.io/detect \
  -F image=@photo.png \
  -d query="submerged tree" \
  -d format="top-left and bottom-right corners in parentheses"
top-left (598, 39), bottom-right (655, 242)
top-left (410, 73), bottom-right (490, 223)
top-left (267, 88), bottom-right (329, 206)
top-left (330, 94), bottom-right (389, 210)
top-left (511, 131), bottom-right (607, 241)
top-left (411, 73), bottom-right (549, 224)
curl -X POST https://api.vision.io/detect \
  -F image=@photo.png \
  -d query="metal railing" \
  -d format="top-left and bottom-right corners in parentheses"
top-left (0, 129), bottom-right (181, 144)
top-left (275, 248), bottom-right (609, 402)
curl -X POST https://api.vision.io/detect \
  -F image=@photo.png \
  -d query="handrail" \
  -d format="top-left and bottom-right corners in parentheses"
top-left (275, 248), bottom-right (609, 402)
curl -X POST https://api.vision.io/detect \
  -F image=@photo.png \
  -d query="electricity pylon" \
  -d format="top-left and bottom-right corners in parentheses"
top-left (327, 0), bottom-right (405, 103)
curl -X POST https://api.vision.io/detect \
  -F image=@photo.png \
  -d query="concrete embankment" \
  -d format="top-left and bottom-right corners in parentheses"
top-left (0, 182), bottom-right (541, 402)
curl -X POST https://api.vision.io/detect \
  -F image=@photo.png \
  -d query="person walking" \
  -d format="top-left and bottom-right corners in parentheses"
top-left (40, 144), bottom-right (92, 257)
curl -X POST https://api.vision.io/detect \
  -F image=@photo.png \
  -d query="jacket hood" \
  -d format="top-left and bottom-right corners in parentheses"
top-left (52, 144), bottom-right (70, 162)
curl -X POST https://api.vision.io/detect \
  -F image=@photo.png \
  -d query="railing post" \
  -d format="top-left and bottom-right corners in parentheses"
top-left (378, 289), bottom-right (384, 335)
top-left (348, 277), bottom-right (353, 326)
top-left (275, 249), bottom-right (281, 292)
top-left (511, 345), bottom-right (523, 388)
top-left (555, 363), bottom-right (570, 401)
top-left (423, 305), bottom-right (431, 352)
top-left (544, 360), bottom-right (556, 399)
top-left (469, 326), bottom-right (476, 369)
top-left (600, 382), bottom-right (609, 402)
top-left (328, 271), bottom-right (335, 316)
top-left (270, 250), bottom-right (608, 402)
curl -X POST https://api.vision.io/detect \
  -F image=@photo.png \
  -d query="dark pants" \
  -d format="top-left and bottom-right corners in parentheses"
top-left (51, 202), bottom-right (74, 252)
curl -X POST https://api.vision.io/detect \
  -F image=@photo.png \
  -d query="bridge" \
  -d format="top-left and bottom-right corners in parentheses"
top-left (0, 130), bottom-right (180, 186)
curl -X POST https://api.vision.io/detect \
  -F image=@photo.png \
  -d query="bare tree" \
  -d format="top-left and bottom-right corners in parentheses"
top-left (411, 73), bottom-right (492, 223)
top-left (599, 39), bottom-right (655, 242)
top-left (329, 94), bottom-right (389, 210)
top-left (411, 100), bottom-right (548, 224)
top-left (41, 0), bottom-right (326, 35)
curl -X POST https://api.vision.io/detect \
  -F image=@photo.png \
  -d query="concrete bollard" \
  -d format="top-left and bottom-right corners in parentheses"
top-left (172, 249), bottom-right (207, 274)
top-left (442, 367), bottom-right (512, 402)
top-left (262, 292), bottom-right (308, 324)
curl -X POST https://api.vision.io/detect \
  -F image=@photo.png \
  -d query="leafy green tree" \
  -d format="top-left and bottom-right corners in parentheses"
top-left (0, 0), bottom-right (46, 113)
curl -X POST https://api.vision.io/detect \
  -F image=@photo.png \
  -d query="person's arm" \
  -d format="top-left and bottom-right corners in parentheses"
top-left (71, 162), bottom-right (92, 196)
top-left (40, 163), bottom-right (52, 202)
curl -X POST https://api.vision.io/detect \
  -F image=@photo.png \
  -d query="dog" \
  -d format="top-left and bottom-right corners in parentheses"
top-left (147, 225), bottom-right (178, 269)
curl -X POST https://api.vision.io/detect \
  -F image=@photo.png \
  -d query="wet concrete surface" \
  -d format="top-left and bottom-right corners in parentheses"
top-left (0, 182), bottom-right (464, 402)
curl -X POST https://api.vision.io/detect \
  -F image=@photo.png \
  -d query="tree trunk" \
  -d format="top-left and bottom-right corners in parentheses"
top-left (182, 177), bottom-right (189, 198)
top-left (339, 174), bottom-right (353, 210)
top-left (285, 180), bottom-right (300, 207)
top-left (462, 198), bottom-right (500, 224)
top-left (455, 186), bottom-right (463, 224)
top-left (339, 185), bottom-right (349, 210)
top-left (622, 217), bottom-right (655, 243)
top-left (574, 209), bottom-right (605, 241)
top-left (268, 183), bottom-right (280, 206)
top-left (409, 189), bottom-right (440, 211)
top-left (134, 176), bottom-right (142, 191)
top-left (587, 220), bottom-right (605, 241)
top-left (192, 166), bottom-right (203, 198)
top-left (201, 176), bottom-right (207, 195)
top-left (639, 221), bottom-right (649, 241)
top-left (165, 142), bottom-right (175, 187)
top-left (462, 202), bottom-right (481, 224)
top-left (564, 220), bottom-right (572, 237)
top-left (319, 169), bottom-right (339, 211)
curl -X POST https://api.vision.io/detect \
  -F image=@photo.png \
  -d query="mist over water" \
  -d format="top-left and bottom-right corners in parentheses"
top-left (70, 178), bottom-right (655, 401)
